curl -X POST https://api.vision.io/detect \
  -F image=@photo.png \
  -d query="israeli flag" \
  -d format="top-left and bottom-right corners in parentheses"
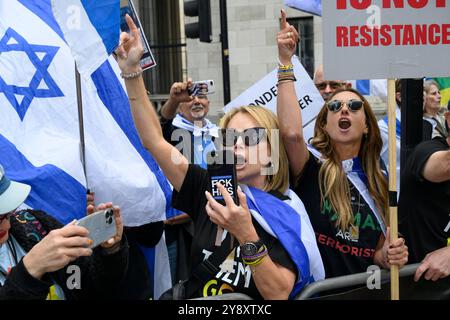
top-left (0, 0), bottom-right (173, 298)
top-left (349, 79), bottom-right (388, 102)
top-left (0, 0), bottom-right (174, 226)
top-left (51, 0), bottom-right (120, 76)
top-left (242, 186), bottom-right (324, 298)
top-left (285, 0), bottom-right (322, 16)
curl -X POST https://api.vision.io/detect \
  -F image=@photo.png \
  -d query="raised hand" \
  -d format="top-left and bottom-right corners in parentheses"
top-left (169, 78), bottom-right (194, 104)
top-left (115, 14), bottom-right (144, 74)
top-left (277, 9), bottom-right (299, 66)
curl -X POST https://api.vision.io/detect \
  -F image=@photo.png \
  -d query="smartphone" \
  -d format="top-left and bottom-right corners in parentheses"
top-left (207, 149), bottom-right (239, 206)
top-left (188, 80), bottom-right (215, 97)
top-left (120, 0), bottom-right (156, 70)
top-left (76, 209), bottom-right (117, 248)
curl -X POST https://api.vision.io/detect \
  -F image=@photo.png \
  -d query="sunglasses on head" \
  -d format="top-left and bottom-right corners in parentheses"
top-left (221, 127), bottom-right (266, 147)
top-left (316, 81), bottom-right (346, 91)
top-left (326, 99), bottom-right (364, 113)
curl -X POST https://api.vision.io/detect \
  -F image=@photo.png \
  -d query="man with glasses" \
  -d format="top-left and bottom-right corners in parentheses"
top-left (0, 165), bottom-right (128, 299)
top-left (160, 79), bottom-right (218, 168)
top-left (159, 79), bottom-right (219, 285)
top-left (314, 65), bottom-right (349, 102)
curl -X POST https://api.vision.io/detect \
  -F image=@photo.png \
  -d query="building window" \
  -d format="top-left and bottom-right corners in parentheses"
top-left (138, 0), bottom-right (186, 96)
top-left (288, 17), bottom-right (314, 79)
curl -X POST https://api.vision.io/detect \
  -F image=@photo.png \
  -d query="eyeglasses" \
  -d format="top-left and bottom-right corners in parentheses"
top-left (221, 127), bottom-right (266, 147)
top-left (316, 81), bottom-right (347, 91)
top-left (326, 99), bottom-right (364, 113)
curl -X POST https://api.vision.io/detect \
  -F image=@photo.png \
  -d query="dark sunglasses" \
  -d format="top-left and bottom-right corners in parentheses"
top-left (316, 81), bottom-right (346, 91)
top-left (221, 127), bottom-right (266, 147)
top-left (326, 99), bottom-right (364, 113)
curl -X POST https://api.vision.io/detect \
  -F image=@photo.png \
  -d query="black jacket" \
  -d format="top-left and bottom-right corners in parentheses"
top-left (0, 209), bottom-right (129, 300)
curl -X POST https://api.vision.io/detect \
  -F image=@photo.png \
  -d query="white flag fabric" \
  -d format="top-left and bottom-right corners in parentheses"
top-left (0, 0), bottom-right (173, 227)
top-left (224, 56), bottom-right (324, 143)
top-left (349, 79), bottom-right (388, 103)
top-left (51, 0), bottom-right (120, 76)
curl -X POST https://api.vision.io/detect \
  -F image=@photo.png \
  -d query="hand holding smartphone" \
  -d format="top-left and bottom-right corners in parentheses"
top-left (207, 149), bottom-right (239, 246)
top-left (76, 209), bottom-right (117, 248)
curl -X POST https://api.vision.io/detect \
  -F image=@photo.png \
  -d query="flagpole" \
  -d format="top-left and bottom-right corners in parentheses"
top-left (75, 65), bottom-right (89, 190)
top-left (387, 78), bottom-right (399, 300)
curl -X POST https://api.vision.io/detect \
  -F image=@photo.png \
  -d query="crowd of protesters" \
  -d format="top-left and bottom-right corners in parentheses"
top-left (1, 11), bottom-right (449, 300)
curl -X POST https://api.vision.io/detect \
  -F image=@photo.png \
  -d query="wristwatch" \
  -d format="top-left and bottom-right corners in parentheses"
top-left (240, 239), bottom-right (265, 257)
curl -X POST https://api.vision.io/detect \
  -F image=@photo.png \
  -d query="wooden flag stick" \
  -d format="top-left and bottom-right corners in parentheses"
top-left (387, 78), bottom-right (399, 300)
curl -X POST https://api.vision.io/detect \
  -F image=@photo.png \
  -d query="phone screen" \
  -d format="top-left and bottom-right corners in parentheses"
top-left (188, 80), bottom-right (215, 96)
top-left (207, 150), bottom-right (239, 206)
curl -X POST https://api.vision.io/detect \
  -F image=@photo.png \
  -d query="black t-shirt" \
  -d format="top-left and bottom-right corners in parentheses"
top-left (399, 138), bottom-right (450, 263)
top-left (293, 153), bottom-right (383, 278)
top-left (172, 165), bottom-right (296, 299)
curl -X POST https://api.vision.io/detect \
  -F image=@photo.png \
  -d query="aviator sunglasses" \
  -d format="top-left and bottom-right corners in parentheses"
top-left (326, 99), bottom-right (364, 113)
top-left (221, 127), bottom-right (266, 147)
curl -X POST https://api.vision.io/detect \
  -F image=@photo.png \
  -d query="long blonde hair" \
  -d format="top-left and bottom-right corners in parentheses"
top-left (220, 106), bottom-right (289, 194)
top-left (312, 88), bottom-right (388, 231)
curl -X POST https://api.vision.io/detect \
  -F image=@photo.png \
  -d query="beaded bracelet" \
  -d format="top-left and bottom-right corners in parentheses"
top-left (278, 61), bottom-right (294, 70)
top-left (120, 69), bottom-right (143, 79)
top-left (277, 64), bottom-right (296, 84)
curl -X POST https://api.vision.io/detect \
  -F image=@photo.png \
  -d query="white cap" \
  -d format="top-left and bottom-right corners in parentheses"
top-left (0, 165), bottom-right (31, 215)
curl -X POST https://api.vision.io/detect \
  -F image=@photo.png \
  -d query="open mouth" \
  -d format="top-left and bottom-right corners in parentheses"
top-left (338, 118), bottom-right (351, 130)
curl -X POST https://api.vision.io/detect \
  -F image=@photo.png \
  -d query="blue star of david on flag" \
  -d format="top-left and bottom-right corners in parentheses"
top-left (0, 27), bottom-right (63, 121)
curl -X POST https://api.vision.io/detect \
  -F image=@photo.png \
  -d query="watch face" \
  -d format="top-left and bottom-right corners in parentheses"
top-left (241, 243), bottom-right (258, 256)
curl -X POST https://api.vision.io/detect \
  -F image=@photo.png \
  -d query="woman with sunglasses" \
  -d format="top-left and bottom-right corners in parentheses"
top-left (0, 165), bottom-right (128, 300)
top-left (116, 15), bottom-right (324, 300)
top-left (276, 10), bottom-right (408, 279)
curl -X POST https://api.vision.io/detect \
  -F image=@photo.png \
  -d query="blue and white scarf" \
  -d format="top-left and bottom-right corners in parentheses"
top-left (172, 114), bottom-right (218, 168)
top-left (308, 146), bottom-right (387, 235)
top-left (240, 185), bottom-right (325, 298)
